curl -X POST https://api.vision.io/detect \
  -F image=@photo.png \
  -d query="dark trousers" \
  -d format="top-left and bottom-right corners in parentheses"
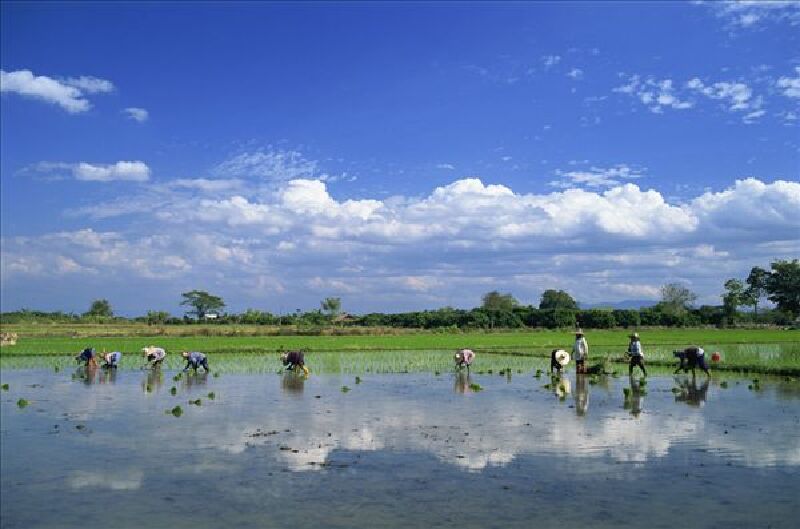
top-left (629, 355), bottom-right (647, 376)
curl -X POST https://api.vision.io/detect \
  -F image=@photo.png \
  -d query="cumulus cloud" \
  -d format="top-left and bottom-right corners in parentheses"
top-left (28, 161), bottom-right (151, 182)
top-left (3, 175), bottom-right (798, 311)
top-left (123, 107), bottom-right (149, 122)
top-left (0, 69), bottom-right (113, 113)
top-left (777, 66), bottom-right (800, 98)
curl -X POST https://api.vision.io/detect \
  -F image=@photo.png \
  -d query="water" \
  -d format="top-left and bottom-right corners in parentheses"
top-left (1, 365), bottom-right (799, 529)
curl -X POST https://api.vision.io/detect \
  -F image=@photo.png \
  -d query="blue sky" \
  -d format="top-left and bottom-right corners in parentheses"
top-left (1, 1), bottom-right (798, 316)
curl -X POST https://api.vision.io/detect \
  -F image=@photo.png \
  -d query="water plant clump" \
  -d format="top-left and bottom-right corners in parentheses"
top-left (623, 388), bottom-right (632, 398)
top-left (189, 399), bottom-right (202, 405)
top-left (170, 405), bottom-right (183, 417)
top-left (720, 381), bottom-right (729, 389)
top-left (355, 376), bottom-right (361, 384)
top-left (170, 386), bottom-right (177, 395)
top-left (469, 383), bottom-right (483, 392)
top-left (17, 398), bottom-right (29, 408)
top-left (207, 392), bottom-right (215, 400)
top-left (1, 383), bottom-right (8, 391)
top-left (213, 372), bottom-right (220, 378)
top-left (341, 386), bottom-right (350, 393)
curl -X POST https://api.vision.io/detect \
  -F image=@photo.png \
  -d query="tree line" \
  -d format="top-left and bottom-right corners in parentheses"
top-left (2, 259), bottom-right (798, 329)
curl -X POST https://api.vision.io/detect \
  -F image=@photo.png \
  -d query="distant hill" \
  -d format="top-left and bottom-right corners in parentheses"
top-left (580, 300), bottom-right (659, 310)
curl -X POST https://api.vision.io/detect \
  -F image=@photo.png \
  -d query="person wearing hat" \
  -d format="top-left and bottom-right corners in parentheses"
top-left (454, 348), bottom-right (476, 370)
top-left (281, 351), bottom-right (309, 375)
top-left (101, 351), bottom-right (123, 369)
top-left (573, 329), bottom-right (589, 374)
top-left (142, 345), bottom-right (167, 369)
top-left (673, 346), bottom-right (710, 376)
top-left (627, 333), bottom-right (647, 376)
top-left (182, 351), bottom-right (210, 372)
top-left (75, 347), bottom-right (98, 367)
top-left (550, 348), bottom-right (570, 375)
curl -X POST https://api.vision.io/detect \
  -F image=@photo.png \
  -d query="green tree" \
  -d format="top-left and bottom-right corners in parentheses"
top-left (765, 259), bottom-right (800, 317)
top-left (85, 299), bottom-right (113, 318)
top-left (722, 278), bottom-right (745, 320)
top-left (180, 290), bottom-right (225, 319)
top-left (321, 297), bottom-right (342, 317)
top-left (745, 266), bottom-right (769, 317)
top-left (146, 310), bottom-right (170, 325)
top-left (481, 291), bottom-right (518, 312)
top-left (538, 289), bottom-right (579, 310)
top-left (660, 283), bottom-right (697, 316)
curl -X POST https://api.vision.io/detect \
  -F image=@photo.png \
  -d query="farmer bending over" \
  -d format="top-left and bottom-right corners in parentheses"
top-left (573, 329), bottom-right (589, 374)
top-left (142, 346), bottom-right (167, 369)
top-left (673, 346), bottom-right (710, 376)
top-left (550, 349), bottom-right (570, 375)
top-left (454, 348), bottom-right (475, 370)
top-left (75, 347), bottom-right (98, 367)
top-left (281, 351), bottom-right (309, 375)
top-left (627, 333), bottom-right (647, 376)
top-left (102, 351), bottom-right (123, 369)
top-left (182, 351), bottom-right (209, 372)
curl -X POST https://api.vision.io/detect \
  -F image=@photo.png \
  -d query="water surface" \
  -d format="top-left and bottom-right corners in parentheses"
top-left (1, 365), bottom-right (799, 529)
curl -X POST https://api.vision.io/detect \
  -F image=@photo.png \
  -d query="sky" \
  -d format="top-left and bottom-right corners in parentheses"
top-left (1, 1), bottom-right (799, 316)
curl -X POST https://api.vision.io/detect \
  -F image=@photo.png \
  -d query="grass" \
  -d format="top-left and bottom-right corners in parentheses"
top-left (0, 327), bottom-right (795, 356)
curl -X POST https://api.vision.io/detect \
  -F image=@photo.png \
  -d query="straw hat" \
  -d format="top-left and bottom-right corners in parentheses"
top-left (630, 332), bottom-right (640, 339)
top-left (575, 328), bottom-right (584, 336)
top-left (555, 349), bottom-right (570, 366)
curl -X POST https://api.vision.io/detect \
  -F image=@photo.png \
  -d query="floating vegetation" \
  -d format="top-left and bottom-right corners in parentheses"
top-left (145, 384), bottom-right (152, 393)
top-left (341, 386), bottom-right (350, 393)
top-left (1, 383), bottom-right (8, 391)
top-left (169, 405), bottom-right (183, 417)
top-left (535, 369), bottom-right (542, 378)
top-left (671, 387), bottom-right (681, 394)
top-left (170, 386), bottom-right (177, 395)
top-left (543, 384), bottom-right (551, 389)
top-left (355, 376), bottom-right (361, 384)
top-left (189, 399), bottom-right (202, 405)
top-left (468, 383), bottom-right (483, 392)
top-left (720, 381), bottom-right (729, 389)
top-left (172, 374), bottom-right (182, 382)
top-left (207, 392), bottom-right (215, 400)
top-left (623, 388), bottom-right (632, 397)
top-left (17, 398), bottom-right (29, 408)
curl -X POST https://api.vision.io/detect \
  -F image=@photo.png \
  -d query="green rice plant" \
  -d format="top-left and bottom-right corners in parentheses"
top-left (170, 386), bottom-right (177, 395)
top-left (189, 399), bottom-right (201, 405)
top-left (468, 383), bottom-right (483, 392)
top-left (17, 398), bottom-right (29, 408)
top-left (341, 386), bottom-right (350, 393)
top-left (169, 405), bottom-right (183, 417)
top-left (207, 392), bottom-right (215, 400)
top-left (1, 383), bottom-right (8, 391)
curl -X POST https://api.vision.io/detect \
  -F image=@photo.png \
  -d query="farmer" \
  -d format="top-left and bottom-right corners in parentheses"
top-left (102, 351), bottom-right (123, 369)
top-left (142, 346), bottom-right (167, 369)
top-left (673, 346), bottom-right (710, 376)
top-left (281, 351), bottom-right (309, 375)
top-left (75, 347), bottom-right (98, 367)
top-left (627, 333), bottom-right (647, 376)
top-left (182, 351), bottom-right (209, 372)
top-left (454, 348), bottom-right (476, 370)
top-left (550, 349), bottom-right (570, 374)
top-left (573, 329), bottom-right (589, 374)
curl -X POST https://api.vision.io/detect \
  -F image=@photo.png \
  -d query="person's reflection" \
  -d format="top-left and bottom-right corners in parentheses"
top-left (74, 365), bottom-right (98, 386)
top-left (98, 367), bottom-right (118, 385)
top-left (574, 374), bottom-right (590, 416)
top-left (184, 371), bottom-right (208, 390)
top-left (553, 375), bottom-right (571, 401)
top-left (454, 371), bottom-right (473, 394)
top-left (281, 371), bottom-right (306, 395)
top-left (624, 376), bottom-right (644, 417)
top-left (142, 369), bottom-right (164, 393)
top-left (674, 375), bottom-right (709, 407)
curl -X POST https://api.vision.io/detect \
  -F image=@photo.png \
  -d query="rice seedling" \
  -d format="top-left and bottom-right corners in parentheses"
top-left (468, 383), bottom-right (483, 391)
top-left (170, 386), bottom-right (177, 395)
top-left (189, 399), bottom-right (202, 405)
top-left (169, 405), bottom-right (183, 417)
top-left (1, 383), bottom-right (8, 391)
top-left (355, 376), bottom-right (361, 384)
top-left (207, 392), bottom-right (215, 399)
top-left (341, 386), bottom-right (350, 393)
top-left (17, 398), bottom-right (28, 408)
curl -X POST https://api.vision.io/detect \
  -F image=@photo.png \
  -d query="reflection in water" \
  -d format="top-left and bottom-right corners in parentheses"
top-left (3, 369), bottom-right (799, 529)
top-left (453, 371), bottom-right (473, 394)
top-left (674, 376), bottom-right (709, 407)
top-left (281, 372), bottom-right (306, 394)
top-left (74, 366), bottom-right (98, 386)
top-left (98, 368), bottom-right (118, 385)
top-left (141, 370), bottom-right (164, 393)
top-left (574, 374), bottom-right (590, 416)
top-left (183, 371), bottom-right (208, 389)
top-left (624, 376), bottom-right (645, 417)
top-left (552, 376), bottom-right (571, 399)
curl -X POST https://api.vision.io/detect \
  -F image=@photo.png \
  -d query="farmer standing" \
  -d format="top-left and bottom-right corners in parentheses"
top-left (627, 333), bottom-right (647, 376)
top-left (573, 329), bottom-right (589, 374)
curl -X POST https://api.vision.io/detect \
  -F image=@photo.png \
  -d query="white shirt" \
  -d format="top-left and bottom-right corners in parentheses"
top-left (629, 341), bottom-right (643, 357)
top-left (573, 337), bottom-right (588, 361)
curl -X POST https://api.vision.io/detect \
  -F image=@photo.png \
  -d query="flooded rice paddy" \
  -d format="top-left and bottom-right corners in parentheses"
top-left (2, 353), bottom-right (799, 529)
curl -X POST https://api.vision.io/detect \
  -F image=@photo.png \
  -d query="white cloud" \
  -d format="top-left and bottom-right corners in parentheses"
top-left (777, 66), bottom-right (800, 98)
top-left (541, 55), bottom-right (561, 68)
top-left (614, 75), bottom-right (694, 113)
top-left (705, 0), bottom-right (800, 28)
top-left (686, 78), bottom-right (765, 121)
top-left (212, 147), bottom-right (343, 184)
top-left (436, 163), bottom-right (455, 170)
top-left (0, 69), bottom-right (113, 113)
top-left (27, 161), bottom-right (150, 182)
top-left (123, 107), bottom-right (149, 122)
top-left (567, 68), bottom-right (584, 80)
top-left (550, 164), bottom-right (645, 189)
